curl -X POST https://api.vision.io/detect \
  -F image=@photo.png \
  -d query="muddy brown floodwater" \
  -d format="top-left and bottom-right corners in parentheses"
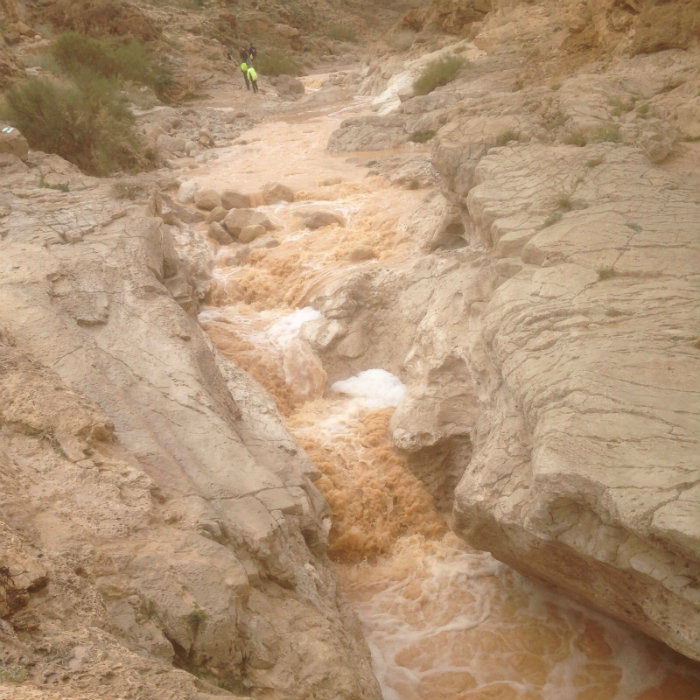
top-left (197, 73), bottom-right (700, 700)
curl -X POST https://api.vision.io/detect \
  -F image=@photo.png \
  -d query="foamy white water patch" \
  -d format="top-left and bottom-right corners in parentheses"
top-left (330, 369), bottom-right (405, 410)
top-left (268, 306), bottom-right (321, 345)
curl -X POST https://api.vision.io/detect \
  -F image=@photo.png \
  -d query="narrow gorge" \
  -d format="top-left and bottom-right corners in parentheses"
top-left (0, 0), bottom-right (698, 699)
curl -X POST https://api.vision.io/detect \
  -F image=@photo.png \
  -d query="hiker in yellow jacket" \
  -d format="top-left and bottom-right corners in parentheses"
top-left (240, 60), bottom-right (251, 90)
top-left (247, 63), bottom-right (258, 94)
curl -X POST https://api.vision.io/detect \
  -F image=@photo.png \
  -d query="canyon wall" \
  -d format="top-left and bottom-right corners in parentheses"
top-left (321, 0), bottom-right (700, 663)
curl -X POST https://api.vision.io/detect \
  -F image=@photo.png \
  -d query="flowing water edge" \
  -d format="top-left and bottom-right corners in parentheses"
top-left (196, 72), bottom-right (700, 700)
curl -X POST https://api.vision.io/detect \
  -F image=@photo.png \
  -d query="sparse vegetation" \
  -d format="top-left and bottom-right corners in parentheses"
top-left (586, 156), bottom-right (604, 167)
top-left (543, 109), bottom-right (566, 131)
top-left (626, 221), bottom-right (642, 232)
top-left (39, 175), bottom-right (69, 192)
top-left (592, 124), bottom-right (622, 143)
top-left (255, 47), bottom-right (299, 76)
top-left (606, 95), bottom-right (635, 116)
top-left (557, 194), bottom-right (572, 211)
top-left (187, 605), bottom-right (208, 631)
top-left (327, 24), bottom-right (358, 43)
top-left (543, 211), bottom-right (563, 227)
top-left (564, 131), bottom-right (587, 147)
top-left (605, 308), bottom-right (625, 317)
top-left (413, 55), bottom-right (469, 96)
top-left (112, 180), bottom-right (146, 200)
top-left (0, 29), bottom-right (168, 176)
top-left (50, 31), bottom-right (172, 97)
top-left (1, 75), bottom-right (155, 176)
top-left (597, 267), bottom-right (617, 280)
top-left (636, 103), bottom-right (650, 119)
top-left (409, 129), bottom-right (436, 143)
top-left (0, 664), bottom-right (28, 684)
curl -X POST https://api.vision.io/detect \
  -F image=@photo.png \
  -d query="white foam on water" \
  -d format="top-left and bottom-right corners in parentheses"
top-left (268, 306), bottom-right (321, 345)
top-left (330, 368), bottom-right (405, 411)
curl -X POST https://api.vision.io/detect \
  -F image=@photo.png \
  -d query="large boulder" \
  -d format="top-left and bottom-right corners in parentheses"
top-left (223, 207), bottom-right (275, 237)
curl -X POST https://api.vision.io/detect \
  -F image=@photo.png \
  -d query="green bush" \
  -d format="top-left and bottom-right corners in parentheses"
top-left (495, 129), bottom-right (519, 146)
top-left (50, 31), bottom-right (171, 97)
top-left (1, 75), bottom-right (154, 175)
top-left (328, 24), bottom-right (358, 43)
top-left (413, 55), bottom-right (468, 96)
top-left (409, 129), bottom-right (436, 143)
top-left (255, 47), bottom-right (299, 77)
top-left (592, 124), bottom-right (622, 143)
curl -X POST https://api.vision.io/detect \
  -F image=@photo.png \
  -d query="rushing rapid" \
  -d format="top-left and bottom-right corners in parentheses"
top-left (196, 76), bottom-right (700, 699)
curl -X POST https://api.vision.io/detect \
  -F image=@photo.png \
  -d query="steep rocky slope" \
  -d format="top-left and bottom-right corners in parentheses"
top-left (0, 0), bottom-right (698, 697)
top-left (0, 154), bottom-right (381, 698)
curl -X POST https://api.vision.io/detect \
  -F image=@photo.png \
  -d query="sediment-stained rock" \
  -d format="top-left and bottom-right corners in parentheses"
top-left (390, 137), bottom-right (700, 660)
top-left (0, 156), bottom-right (380, 699)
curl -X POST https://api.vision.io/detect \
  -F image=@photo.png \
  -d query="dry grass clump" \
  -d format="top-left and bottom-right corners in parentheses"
top-left (413, 54), bottom-right (469, 96)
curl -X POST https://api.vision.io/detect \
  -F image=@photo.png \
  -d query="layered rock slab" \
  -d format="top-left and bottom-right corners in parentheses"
top-left (0, 159), bottom-right (380, 699)
top-left (390, 136), bottom-right (699, 660)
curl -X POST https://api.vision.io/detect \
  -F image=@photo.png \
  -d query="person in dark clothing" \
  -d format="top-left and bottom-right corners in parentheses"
top-left (239, 46), bottom-right (248, 63)
top-left (247, 43), bottom-right (257, 64)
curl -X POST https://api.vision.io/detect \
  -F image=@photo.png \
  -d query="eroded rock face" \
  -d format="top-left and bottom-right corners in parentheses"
top-left (0, 156), bottom-right (380, 699)
top-left (325, 13), bottom-right (699, 661)
top-left (383, 56), bottom-right (700, 661)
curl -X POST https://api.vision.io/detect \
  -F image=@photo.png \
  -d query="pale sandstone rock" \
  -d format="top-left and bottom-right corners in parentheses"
top-left (221, 189), bottom-right (250, 209)
top-left (176, 178), bottom-right (199, 202)
top-left (194, 187), bottom-right (221, 210)
top-left (208, 220), bottom-right (233, 245)
top-left (262, 181), bottom-right (294, 204)
top-left (296, 209), bottom-right (345, 229)
top-left (390, 138), bottom-right (700, 660)
top-left (206, 205), bottom-right (228, 223)
top-left (223, 208), bottom-right (275, 237)
top-left (0, 165), bottom-right (380, 699)
top-left (238, 223), bottom-right (266, 243)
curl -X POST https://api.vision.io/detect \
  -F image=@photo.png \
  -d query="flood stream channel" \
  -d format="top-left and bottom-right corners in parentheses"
top-left (183, 70), bottom-right (699, 700)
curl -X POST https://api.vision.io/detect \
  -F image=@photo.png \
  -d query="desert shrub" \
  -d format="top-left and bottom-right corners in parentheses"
top-left (255, 47), bottom-right (299, 77)
top-left (112, 180), bottom-right (146, 199)
top-left (413, 54), bottom-right (468, 96)
top-left (1, 75), bottom-right (154, 175)
top-left (592, 124), bottom-right (622, 143)
top-left (495, 129), bottom-right (519, 146)
top-left (607, 95), bottom-right (635, 116)
top-left (50, 31), bottom-right (172, 96)
top-left (188, 605), bottom-right (208, 630)
top-left (636, 103), bottom-right (650, 118)
top-left (409, 129), bottom-right (436, 143)
top-left (564, 131), bottom-right (587, 146)
top-left (597, 267), bottom-right (617, 280)
top-left (327, 24), bottom-right (358, 43)
top-left (0, 664), bottom-right (28, 683)
top-left (557, 194), bottom-right (572, 211)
